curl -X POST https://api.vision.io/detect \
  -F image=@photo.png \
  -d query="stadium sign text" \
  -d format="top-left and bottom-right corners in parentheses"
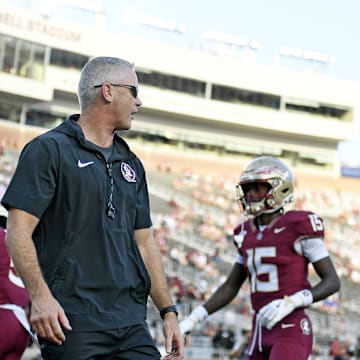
top-left (0, 10), bottom-right (82, 43)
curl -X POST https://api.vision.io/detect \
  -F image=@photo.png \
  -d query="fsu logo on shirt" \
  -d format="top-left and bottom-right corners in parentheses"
top-left (300, 318), bottom-right (311, 336)
top-left (121, 162), bottom-right (136, 183)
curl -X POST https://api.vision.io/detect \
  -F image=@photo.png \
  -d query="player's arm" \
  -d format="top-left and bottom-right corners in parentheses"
top-left (179, 262), bottom-right (247, 334)
top-left (135, 228), bottom-right (183, 359)
top-left (204, 262), bottom-right (247, 313)
top-left (309, 255), bottom-right (340, 301)
top-left (6, 208), bottom-right (71, 344)
top-left (301, 231), bottom-right (340, 301)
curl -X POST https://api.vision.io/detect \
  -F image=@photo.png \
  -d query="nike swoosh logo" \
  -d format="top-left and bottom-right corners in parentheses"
top-left (281, 323), bottom-right (295, 329)
top-left (77, 160), bottom-right (95, 168)
top-left (274, 226), bottom-right (286, 234)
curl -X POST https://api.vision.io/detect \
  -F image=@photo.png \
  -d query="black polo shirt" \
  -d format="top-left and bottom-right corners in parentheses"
top-left (2, 115), bottom-right (152, 331)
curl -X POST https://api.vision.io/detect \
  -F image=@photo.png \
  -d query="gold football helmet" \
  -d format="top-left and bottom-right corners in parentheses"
top-left (236, 156), bottom-right (295, 216)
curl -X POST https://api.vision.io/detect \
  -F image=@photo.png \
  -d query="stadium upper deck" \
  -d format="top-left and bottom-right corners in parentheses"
top-left (0, 4), bottom-right (359, 175)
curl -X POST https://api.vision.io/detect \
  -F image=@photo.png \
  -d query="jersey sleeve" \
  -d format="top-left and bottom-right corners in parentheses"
top-left (133, 158), bottom-right (152, 230)
top-left (1, 137), bottom-right (58, 218)
top-left (300, 237), bottom-right (329, 263)
top-left (291, 210), bottom-right (328, 262)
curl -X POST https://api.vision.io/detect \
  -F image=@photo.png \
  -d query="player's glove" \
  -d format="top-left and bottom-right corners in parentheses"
top-left (258, 289), bottom-right (313, 330)
top-left (178, 305), bottom-right (208, 335)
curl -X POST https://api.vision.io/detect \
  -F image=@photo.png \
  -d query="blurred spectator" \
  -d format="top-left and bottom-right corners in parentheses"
top-left (212, 323), bottom-right (235, 351)
top-left (212, 248), bottom-right (222, 263)
top-left (355, 336), bottom-right (360, 359)
top-left (343, 340), bottom-right (354, 359)
top-left (329, 336), bottom-right (345, 359)
top-left (202, 319), bottom-right (217, 338)
top-left (185, 283), bottom-right (201, 300)
top-left (0, 140), bottom-right (5, 156)
top-left (229, 328), bottom-right (250, 360)
top-left (169, 276), bottom-right (184, 301)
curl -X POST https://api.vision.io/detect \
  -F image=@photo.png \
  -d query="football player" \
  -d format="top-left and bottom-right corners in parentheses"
top-left (179, 156), bottom-right (340, 360)
top-left (0, 208), bottom-right (32, 359)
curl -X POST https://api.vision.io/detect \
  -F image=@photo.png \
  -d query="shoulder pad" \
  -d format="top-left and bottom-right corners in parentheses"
top-left (285, 210), bottom-right (325, 238)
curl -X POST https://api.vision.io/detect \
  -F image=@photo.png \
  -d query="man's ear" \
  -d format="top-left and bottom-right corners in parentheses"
top-left (101, 83), bottom-right (114, 103)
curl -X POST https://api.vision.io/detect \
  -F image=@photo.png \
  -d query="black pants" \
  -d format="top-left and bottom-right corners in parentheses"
top-left (40, 324), bottom-right (161, 360)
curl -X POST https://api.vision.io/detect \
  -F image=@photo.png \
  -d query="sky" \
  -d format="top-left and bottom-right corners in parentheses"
top-left (9, 0), bottom-right (360, 165)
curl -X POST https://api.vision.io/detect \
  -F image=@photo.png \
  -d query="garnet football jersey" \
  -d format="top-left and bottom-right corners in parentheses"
top-left (233, 210), bottom-right (325, 311)
top-left (0, 228), bottom-right (29, 307)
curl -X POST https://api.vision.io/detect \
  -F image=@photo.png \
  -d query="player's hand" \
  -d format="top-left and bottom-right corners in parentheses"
top-left (178, 305), bottom-right (208, 335)
top-left (30, 288), bottom-right (72, 345)
top-left (258, 290), bottom-right (313, 330)
top-left (258, 298), bottom-right (294, 329)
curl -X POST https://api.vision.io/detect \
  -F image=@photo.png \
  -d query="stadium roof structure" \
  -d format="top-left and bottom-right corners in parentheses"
top-left (0, 4), bottom-right (359, 176)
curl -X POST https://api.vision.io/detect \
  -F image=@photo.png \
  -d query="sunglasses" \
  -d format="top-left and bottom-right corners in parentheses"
top-left (93, 84), bottom-right (138, 99)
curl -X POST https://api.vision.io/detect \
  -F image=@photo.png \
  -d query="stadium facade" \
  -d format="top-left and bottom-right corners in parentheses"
top-left (0, 4), bottom-right (359, 175)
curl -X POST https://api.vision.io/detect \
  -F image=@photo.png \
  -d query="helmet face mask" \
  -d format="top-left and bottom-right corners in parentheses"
top-left (236, 156), bottom-right (295, 216)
